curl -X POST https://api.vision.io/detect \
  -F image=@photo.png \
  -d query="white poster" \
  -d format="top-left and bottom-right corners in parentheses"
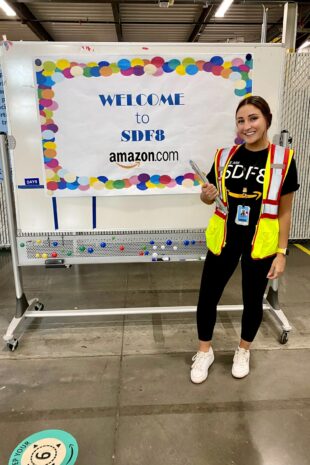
top-left (34, 53), bottom-right (253, 196)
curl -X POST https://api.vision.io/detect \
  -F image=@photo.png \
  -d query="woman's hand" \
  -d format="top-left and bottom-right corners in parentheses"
top-left (200, 183), bottom-right (218, 205)
top-left (267, 254), bottom-right (286, 279)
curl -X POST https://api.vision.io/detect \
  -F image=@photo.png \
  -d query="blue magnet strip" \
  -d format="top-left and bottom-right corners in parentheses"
top-left (92, 197), bottom-right (96, 229)
top-left (52, 197), bottom-right (59, 230)
top-left (17, 185), bottom-right (44, 189)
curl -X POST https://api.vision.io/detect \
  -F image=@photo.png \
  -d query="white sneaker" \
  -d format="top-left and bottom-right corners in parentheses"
top-left (232, 347), bottom-right (250, 378)
top-left (190, 348), bottom-right (214, 384)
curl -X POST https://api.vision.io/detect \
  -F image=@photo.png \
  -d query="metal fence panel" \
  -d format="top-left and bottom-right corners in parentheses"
top-left (281, 53), bottom-right (310, 240)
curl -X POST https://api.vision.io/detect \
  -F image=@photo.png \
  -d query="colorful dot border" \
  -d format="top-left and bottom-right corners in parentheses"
top-left (35, 54), bottom-right (253, 194)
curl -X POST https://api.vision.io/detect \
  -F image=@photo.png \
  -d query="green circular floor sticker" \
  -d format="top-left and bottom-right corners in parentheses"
top-left (9, 429), bottom-right (78, 465)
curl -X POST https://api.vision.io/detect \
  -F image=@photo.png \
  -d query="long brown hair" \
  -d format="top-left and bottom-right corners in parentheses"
top-left (236, 96), bottom-right (272, 128)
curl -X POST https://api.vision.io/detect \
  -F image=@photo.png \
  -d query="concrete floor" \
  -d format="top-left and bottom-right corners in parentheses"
top-left (0, 245), bottom-right (309, 465)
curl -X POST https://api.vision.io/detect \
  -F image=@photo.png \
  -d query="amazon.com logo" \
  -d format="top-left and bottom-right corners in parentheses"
top-left (109, 150), bottom-right (179, 169)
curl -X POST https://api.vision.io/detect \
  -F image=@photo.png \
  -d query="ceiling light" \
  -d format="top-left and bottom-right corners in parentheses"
top-left (0, 0), bottom-right (16, 17)
top-left (298, 39), bottom-right (310, 53)
top-left (215, 0), bottom-right (234, 18)
top-left (158, 0), bottom-right (174, 8)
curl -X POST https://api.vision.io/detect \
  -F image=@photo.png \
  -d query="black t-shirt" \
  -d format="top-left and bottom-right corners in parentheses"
top-left (207, 145), bottom-right (299, 237)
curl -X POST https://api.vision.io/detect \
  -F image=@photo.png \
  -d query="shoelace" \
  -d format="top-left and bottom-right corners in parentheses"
top-left (191, 352), bottom-right (211, 370)
top-left (234, 350), bottom-right (249, 366)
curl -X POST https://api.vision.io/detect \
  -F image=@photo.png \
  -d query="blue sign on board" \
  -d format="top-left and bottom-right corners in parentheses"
top-left (25, 178), bottom-right (40, 186)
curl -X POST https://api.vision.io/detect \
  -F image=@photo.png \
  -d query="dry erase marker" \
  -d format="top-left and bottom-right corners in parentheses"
top-left (189, 160), bottom-right (228, 214)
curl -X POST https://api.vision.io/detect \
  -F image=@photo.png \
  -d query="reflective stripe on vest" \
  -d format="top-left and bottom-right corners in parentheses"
top-left (268, 145), bottom-right (290, 200)
top-left (215, 145), bottom-right (240, 206)
top-left (261, 144), bottom-right (292, 218)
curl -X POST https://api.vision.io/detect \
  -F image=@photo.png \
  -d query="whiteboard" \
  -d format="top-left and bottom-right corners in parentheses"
top-left (1, 42), bottom-right (285, 233)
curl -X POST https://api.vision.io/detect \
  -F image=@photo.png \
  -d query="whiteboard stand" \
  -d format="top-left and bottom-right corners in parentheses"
top-left (0, 134), bottom-right (292, 351)
top-left (266, 279), bottom-right (292, 344)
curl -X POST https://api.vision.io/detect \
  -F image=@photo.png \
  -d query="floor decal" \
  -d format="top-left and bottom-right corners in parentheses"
top-left (8, 430), bottom-right (78, 465)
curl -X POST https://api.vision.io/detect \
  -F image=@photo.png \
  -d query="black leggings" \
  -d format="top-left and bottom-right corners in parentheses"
top-left (196, 233), bottom-right (274, 342)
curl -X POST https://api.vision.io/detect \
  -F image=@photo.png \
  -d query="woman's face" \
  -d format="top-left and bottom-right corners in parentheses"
top-left (236, 104), bottom-right (268, 148)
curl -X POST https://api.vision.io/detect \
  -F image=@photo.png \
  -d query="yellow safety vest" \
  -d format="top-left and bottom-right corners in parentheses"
top-left (205, 143), bottom-right (294, 259)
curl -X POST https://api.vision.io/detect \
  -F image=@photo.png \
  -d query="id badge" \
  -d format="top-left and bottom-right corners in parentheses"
top-left (235, 205), bottom-right (250, 226)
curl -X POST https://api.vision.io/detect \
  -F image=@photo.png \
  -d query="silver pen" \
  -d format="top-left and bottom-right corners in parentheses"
top-left (189, 160), bottom-right (228, 214)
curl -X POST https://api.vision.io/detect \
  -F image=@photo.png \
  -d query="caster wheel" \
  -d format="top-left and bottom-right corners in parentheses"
top-left (7, 339), bottom-right (19, 352)
top-left (280, 331), bottom-right (289, 344)
top-left (35, 303), bottom-right (44, 311)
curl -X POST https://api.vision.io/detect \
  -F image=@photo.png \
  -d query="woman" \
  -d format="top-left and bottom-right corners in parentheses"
top-left (191, 96), bottom-right (299, 383)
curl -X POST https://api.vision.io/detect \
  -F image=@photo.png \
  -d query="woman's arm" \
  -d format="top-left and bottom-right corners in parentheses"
top-left (267, 192), bottom-right (294, 279)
